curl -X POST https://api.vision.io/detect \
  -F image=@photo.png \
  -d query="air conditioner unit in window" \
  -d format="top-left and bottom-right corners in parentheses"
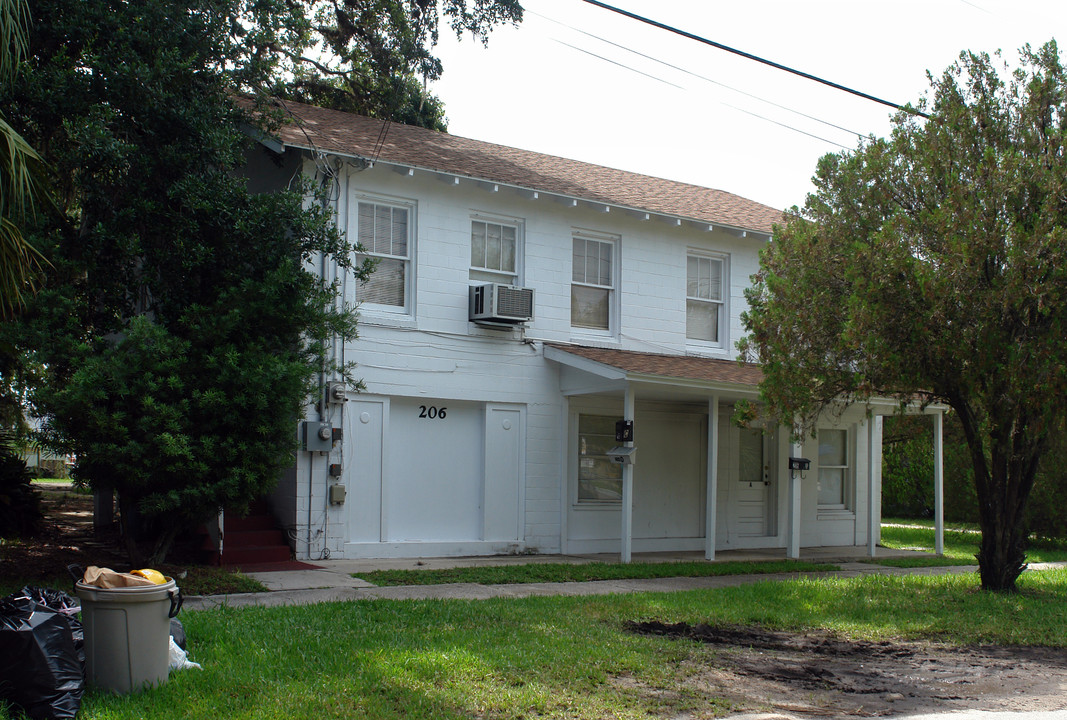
top-left (469, 283), bottom-right (534, 324)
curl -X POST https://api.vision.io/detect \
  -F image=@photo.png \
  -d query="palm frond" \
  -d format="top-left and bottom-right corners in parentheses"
top-left (0, 0), bottom-right (30, 84)
top-left (0, 115), bottom-right (49, 319)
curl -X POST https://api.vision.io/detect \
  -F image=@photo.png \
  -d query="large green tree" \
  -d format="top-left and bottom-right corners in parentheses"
top-left (6, 0), bottom-right (522, 564)
top-left (740, 41), bottom-right (1067, 593)
top-left (260, 0), bottom-right (522, 129)
top-left (6, 0), bottom-right (358, 564)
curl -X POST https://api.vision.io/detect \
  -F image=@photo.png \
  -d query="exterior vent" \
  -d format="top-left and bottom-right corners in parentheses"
top-left (469, 283), bottom-right (534, 324)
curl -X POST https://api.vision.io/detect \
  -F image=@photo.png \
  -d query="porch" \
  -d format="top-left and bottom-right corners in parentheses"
top-left (544, 343), bottom-right (948, 563)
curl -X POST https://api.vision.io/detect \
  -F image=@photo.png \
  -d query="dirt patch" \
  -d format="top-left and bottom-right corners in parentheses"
top-left (1, 483), bottom-right (127, 589)
top-left (626, 621), bottom-right (1067, 717)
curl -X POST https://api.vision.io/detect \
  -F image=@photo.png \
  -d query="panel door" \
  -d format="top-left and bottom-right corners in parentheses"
top-left (386, 399), bottom-right (483, 542)
top-left (345, 399), bottom-right (384, 543)
top-left (735, 427), bottom-right (776, 537)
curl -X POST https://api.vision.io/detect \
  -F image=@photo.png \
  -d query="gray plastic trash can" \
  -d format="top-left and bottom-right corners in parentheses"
top-left (75, 578), bottom-right (182, 694)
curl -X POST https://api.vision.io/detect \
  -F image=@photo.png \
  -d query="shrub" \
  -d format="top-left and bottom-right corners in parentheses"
top-left (0, 448), bottom-right (43, 538)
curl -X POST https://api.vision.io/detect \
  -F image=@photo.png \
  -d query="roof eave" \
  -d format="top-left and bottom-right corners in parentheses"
top-left (280, 140), bottom-right (775, 240)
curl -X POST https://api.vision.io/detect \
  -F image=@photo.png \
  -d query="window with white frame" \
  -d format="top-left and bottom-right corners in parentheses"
top-left (470, 218), bottom-right (519, 284)
top-left (686, 252), bottom-right (725, 345)
top-left (355, 200), bottom-right (411, 310)
top-left (577, 414), bottom-right (622, 503)
top-left (571, 233), bottom-right (615, 331)
top-left (817, 429), bottom-right (849, 508)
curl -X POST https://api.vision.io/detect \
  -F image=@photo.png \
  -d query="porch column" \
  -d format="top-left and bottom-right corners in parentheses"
top-left (867, 417), bottom-right (877, 557)
top-left (934, 410), bottom-right (945, 555)
top-left (620, 385), bottom-right (635, 563)
top-left (787, 434), bottom-right (802, 559)
top-left (704, 395), bottom-right (720, 560)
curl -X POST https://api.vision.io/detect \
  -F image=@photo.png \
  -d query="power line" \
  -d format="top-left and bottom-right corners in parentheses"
top-left (533, 9), bottom-right (864, 140)
top-left (579, 0), bottom-right (929, 119)
top-left (552, 39), bottom-right (685, 89)
top-left (550, 36), bottom-right (850, 149)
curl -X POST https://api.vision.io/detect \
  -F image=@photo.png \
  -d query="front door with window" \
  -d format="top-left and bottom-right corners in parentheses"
top-left (717, 421), bottom-right (778, 546)
top-left (735, 427), bottom-right (776, 538)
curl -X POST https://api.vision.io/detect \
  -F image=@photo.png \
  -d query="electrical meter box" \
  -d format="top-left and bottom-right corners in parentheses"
top-left (301, 421), bottom-right (333, 452)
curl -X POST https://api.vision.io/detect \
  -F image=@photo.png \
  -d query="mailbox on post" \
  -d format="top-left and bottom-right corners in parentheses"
top-left (609, 446), bottom-right (636, 466)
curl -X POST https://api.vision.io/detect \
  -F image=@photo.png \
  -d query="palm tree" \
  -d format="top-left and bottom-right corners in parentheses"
top-left (1, 0), bottom-right (48, 321)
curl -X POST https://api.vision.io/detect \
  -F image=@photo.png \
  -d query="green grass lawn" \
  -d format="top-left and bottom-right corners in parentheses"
top-left (354, 559), bottom-right (837, 586)
top-left (877, 521), bottom-right (1067, 567)
top-left (10, 567), bottom-right (1062, 720)
top-left (29, 477), bottom-right (77, 486)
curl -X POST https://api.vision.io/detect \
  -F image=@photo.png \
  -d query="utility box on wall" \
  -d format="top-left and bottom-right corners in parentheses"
top-left (329, 484), bottom-right (346, 505)
top-left (301, 421), bottom-right (333, 452)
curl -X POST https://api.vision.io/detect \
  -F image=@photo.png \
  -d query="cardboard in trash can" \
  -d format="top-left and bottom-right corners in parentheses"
top-left (75, 578), bottom-right (180, 694)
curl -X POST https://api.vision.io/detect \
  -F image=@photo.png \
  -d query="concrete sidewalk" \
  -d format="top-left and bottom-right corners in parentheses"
top-left (182, 547), bottom-right (1035, 611)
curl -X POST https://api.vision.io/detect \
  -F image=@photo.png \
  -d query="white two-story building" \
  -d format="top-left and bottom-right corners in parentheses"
top-left (245, 99), bottom-right (895, 563)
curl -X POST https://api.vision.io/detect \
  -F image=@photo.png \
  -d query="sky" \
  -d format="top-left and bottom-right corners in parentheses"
top-left (428, 0), bottom-right (1066, 211)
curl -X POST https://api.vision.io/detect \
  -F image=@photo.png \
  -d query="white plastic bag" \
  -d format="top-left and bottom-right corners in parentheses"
top-left (168, 636), bottom-right (202, 671)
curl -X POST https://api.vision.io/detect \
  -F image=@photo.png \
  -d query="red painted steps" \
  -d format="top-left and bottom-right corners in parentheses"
top-left (220, 500), bottom-right (292, 566)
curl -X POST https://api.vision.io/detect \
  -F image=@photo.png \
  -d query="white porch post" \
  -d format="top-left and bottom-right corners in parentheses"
top-left (867, 417), bottom-right (877, 557)
top-left (705, 395), bottom-right (720, 560)
top-left (787, 434), bottom-right (802, 559)
top-left (621, 385), bottom-right (635, 563)
top-left (934, 410), bottom-right (945, 556)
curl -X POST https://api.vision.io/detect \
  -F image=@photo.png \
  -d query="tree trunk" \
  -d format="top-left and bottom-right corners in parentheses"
top-left (976, 511), bottom-right (1028, 592)
top-left (954, 400), bottom-right (1040, 593)
top-left (117, 493), bottom-right (145, 568)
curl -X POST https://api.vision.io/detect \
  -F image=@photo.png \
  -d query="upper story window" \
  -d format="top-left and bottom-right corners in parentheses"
top-left (686, 252), bottom-right (726, 346)
top-left (817, 429), bottom-right (849, 509)
top-left (355, 200), bottom-right (412, 311)
top-left (571, 233), bottom-right (616, 332)
top-left (470, 218), bottom-right (519, 285)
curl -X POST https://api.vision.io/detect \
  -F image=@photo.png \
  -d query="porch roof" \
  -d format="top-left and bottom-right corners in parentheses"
top-left (544, 343), bottom-right (762, 395)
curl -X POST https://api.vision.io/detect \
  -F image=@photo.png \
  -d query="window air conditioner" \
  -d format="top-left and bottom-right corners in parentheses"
top-left (469, 283), bottom-right (534, 324)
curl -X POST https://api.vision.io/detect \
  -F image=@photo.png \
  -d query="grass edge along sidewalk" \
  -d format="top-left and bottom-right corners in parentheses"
top-left (26, 567), bottom-right (1067, 720)
top-left (352, 559), bottom-right (838, 587)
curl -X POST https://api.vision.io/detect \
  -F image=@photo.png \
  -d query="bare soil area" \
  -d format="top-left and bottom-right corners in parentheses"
top-left (627, 621), bottom-right (1067, 717)
top-left (1, 483), bottom-right (127, 589)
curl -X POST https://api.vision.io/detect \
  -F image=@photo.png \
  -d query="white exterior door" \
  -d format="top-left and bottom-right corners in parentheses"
top-left (386, 399), bottom-right (483, 542)
top-left (735, 427), bottom-right (776, 538)
top-left (484, 404), bottom-right (524, 542)
top-left (345, 399), bottom-right (384, 543)
top-left (716, 422), bottom-right (779, 547)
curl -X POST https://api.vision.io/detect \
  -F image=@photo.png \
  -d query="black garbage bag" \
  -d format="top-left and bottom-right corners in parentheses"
top-left (169, 617), bottom-right (186, 651)
top-left (0, 587), bottom-right (84, 720)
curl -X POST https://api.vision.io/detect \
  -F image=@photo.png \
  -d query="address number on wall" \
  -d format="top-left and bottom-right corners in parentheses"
top-left (418, 405), bottom-right (447, 419)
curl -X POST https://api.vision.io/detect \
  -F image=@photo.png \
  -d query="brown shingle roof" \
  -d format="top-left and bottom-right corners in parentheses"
top-left (546, 344), bottom-right (763, 387)
top-left (270, 99), bottom-right (784, 235)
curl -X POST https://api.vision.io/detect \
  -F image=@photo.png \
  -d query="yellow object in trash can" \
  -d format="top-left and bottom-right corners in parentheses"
top-left (75, 577), bottom-right (183, 694)
top-left (129, 568), bottom-right (167, 584)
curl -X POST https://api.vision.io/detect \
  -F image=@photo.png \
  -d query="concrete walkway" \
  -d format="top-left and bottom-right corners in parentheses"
top-left (182, 547), bottom-right (1045, 611)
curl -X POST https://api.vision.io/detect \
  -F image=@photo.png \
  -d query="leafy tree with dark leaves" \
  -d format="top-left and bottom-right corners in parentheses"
top-left (740, 42), bottom-right (1067, 592)
top-left (263, 0), bottom-right (521, 128)
top-left (8, 0), bottom-right (520, 564)
top-left (6, 0), bottom-right (368, 564)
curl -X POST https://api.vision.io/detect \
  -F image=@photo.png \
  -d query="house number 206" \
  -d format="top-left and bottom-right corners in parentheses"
top-left (419, 405), bottom-right (447, 419)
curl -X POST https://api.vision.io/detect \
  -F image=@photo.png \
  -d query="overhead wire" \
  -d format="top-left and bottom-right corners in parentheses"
top-left (579, 0), bottom-right (929, 119)
top-left (553, 39), bottom-right (685, 89)
top-left (533, 9), bottom-right (865, 139)
top-left (547, 36), bottom-right (851, 149)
